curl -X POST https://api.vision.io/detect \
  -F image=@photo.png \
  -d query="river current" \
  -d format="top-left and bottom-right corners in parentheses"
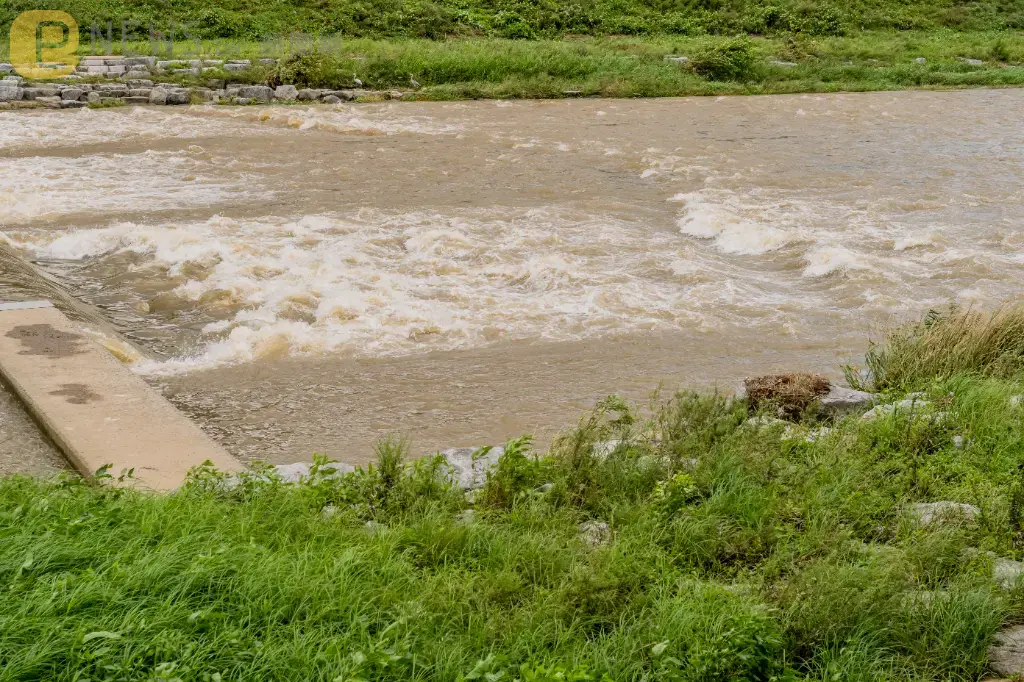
top-left (2, 90), bottom-right (1022, 462)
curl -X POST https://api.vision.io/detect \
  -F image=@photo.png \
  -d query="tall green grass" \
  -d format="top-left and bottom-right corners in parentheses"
top-left (3, 327), bottom-right (1024, 679)
top-left (851, 304), bottom-right (1024, 391)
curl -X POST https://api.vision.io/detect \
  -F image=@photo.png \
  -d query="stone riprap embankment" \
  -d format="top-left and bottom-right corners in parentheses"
top-left (0, 55), bottom-right (404, 109)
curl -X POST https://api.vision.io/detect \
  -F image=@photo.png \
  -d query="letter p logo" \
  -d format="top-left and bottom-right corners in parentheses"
top-left (10, 11), bottom-right (79, 79)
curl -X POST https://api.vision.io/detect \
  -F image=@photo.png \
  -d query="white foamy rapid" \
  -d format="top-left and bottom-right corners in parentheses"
top-left (9, 209), bottom-right (715, 375)
top-left (671, 190), bottom-right (793, 256)
top-left (669, 187), bottom-right (958, 280)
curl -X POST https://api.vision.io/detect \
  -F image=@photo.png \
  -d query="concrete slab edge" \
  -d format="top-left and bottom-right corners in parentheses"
top-left (0, 300), bottom-right (54, 311)
top-left (0, 354), bottom-right (92, 476)
top-left (0, 304), bottom-right (243, 489)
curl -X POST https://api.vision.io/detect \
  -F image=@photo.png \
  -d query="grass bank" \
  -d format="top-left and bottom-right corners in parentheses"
top-left (8, 32), bottom-right (1024, 101)
top-left (248, 32), bottom-right (1024, 99)
top-left (6, 32), bottom-right (1024, 100)
top-left (3, 305), bottom-right (1024, 680)
top-left (6, 0), bottom-right (1024, 100)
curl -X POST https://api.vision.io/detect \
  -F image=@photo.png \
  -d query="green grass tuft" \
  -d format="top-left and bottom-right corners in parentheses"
top-left (851, 304), bottom-right (1024, 391)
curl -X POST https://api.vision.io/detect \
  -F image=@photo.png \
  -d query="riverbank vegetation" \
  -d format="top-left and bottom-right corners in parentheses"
top-left (2, 305), bottom-right (1024, 680)
top-left (256, 32), bottom-right (1024, 99)
top-left (4, 20), bottom-right (1024, 99)
top-left (7, 31), bottom-right (1024, 100)
top-left (3, 2), bottom-right (1024, 99)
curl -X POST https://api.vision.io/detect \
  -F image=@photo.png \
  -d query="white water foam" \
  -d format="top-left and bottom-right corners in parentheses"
top-left (801, 247), bottom-right (870, 278)
top-left (671, 190), bottom-right (794, 256)
top-left (669, 187), bottom-right (938, 279)
top-left (893, 233), bottom-right (938, 251)
top-left (12, 209), bottom-right (715, 375)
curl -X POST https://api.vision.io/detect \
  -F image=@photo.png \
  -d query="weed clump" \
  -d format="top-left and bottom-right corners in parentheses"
top-left (744, 372), bottom-right (830, 417)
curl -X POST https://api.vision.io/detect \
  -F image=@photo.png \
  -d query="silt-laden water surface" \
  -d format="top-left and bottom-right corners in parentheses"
top-left (2, 90), bottom-right (1022, 463)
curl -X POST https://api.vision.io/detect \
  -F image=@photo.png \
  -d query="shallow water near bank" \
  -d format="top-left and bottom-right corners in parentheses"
top-left (2, 90), bottom-right (1022, 463)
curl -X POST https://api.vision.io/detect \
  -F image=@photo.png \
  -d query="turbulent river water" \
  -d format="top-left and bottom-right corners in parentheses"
top-left (2, 89), bottom-right (1023, 464)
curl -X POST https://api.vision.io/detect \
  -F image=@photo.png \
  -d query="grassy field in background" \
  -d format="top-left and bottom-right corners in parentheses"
top-left (2, 306), bottom-right (1024, 680)
top-left (2, 0), bottom-right (1023, 41)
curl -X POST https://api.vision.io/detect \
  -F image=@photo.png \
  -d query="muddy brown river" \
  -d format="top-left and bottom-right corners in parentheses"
top-left (2, 90), bottom-right (1023, 465)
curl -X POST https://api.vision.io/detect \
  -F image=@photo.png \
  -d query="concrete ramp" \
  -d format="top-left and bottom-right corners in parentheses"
top-left (0, 301), bottom-right (242, 490)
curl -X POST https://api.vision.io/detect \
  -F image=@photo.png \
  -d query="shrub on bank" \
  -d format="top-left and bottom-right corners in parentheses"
top-left (689, 36), bottom-right (757, 80)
